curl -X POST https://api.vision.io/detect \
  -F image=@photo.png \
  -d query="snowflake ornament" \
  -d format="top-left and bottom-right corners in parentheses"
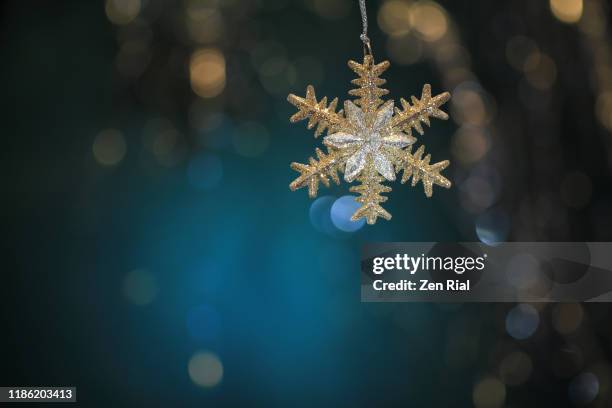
top-left (287, 54), bottom-right (452, 225)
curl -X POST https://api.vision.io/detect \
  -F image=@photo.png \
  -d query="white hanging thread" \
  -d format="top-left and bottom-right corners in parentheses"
top-left (358, 0), bottom-right (373, 55)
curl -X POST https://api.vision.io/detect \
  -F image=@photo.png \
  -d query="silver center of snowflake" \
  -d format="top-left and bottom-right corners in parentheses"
top-left (324, 100), bottom-right (415, 182)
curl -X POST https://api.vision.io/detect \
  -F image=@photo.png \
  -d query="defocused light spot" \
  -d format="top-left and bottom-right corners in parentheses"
top-left (475, 208), bottom-right (510, 245)
top-left (560, 171), bottom-right (592, 209)
top-left (188, 351), bottom-right (223, 387)
top-left (596, 91), bottom-right (612, 130)
top-left (105, 0), bottom-right (141, 25)
top-left (578, 1), bottom-right (605, 36)
top-left (499, 351), bottom-right (532, 386)
top-left (505, 253), bottom-right (540, 291)
top-left (257, 56), bottom-right (296, 95)
top-left (187, 153), bottom-right (223, 190)
top-left (312, 0), bottom-right (350, 19)
top-left (250, 41), bottom-right (286, 71)
top-left (552, 303), bottom-right (583, 335)
top-left (386, 34), bottom-right (423, 65)
top-left (472, 377), bottom-right (506, 408)
top-left (232, 122), bottom-right (269, 157)
top-left (189, 102), bottom-right (224, 132)
top-left (186, 304), bottom-right (221, 342)
top-left (377, 1), bottom-right (412, 37)
top-left (506, 304), bottom-right (539, 340)
top-left (452, 87), bottom-right (488, 126)
top-left (122, 269), bottom-right (158, 306)
top-left (459, 176), bottom-right (496, 213)
top-left (409, 1), bottom-right (448, 42)
top-left (569, 372), bottom-right (599, 404)
top-left (150, 128), bottom-right (183, 167)
top-left (330, 195), bottom-right (365, 232)
top-left (93, 129), bottom-right (127, 166)
top-left (309, 196), bottom-right (337, 235)
top-left (186, 2), bottom-right (224, 43)
top-left (550, 0), bottom-right (583, 24)
top-left (506, 36), bottom-right (539, 72)
top-left (452, 126), bottom-right (489, 165)
top-left (525, 54), bottom-right (557, 90)
top-left (190, 48), bottom-right (226, 98)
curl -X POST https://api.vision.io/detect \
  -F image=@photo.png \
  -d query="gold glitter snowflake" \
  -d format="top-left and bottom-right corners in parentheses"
top-left (287, 54), bottom-right (452, 224)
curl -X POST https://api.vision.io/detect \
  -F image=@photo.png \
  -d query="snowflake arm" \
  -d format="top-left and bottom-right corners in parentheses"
top-left (395, 145), bottom-right (452, 197)
top-left (287, 85), bottom-right (346, 138)
top-left (349, 162), bottom-right (392, 224)
top-left (391, 84), bottom-right (451, 137)
top-left (289, 147), bottom-right (347, 198)
top-left (348, 55), bottom-right (390, 113)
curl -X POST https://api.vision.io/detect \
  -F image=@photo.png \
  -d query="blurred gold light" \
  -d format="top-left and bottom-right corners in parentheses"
top-left (525, 54), bottom-right (557, 90)
top-left (552, 303), bottom-right (584, 334)
top-left (596, 92), bottom-right (612, 130)
top-left (122, 269), bottom-right (158, 306)
top-left (93, 129), bottom-right (127, 166)
top-left (313, 0), bottom-right (350, 19)
top-left (186, 3), bottom-right (223, 43)
top-left (473, 377), bottom-right (506, 408)
top-left (499, 351), bottom-right (533, 386)
top-left (409, 1), bottom-right (448, 42)
top-left (105, 0), bottom-right (141, 25)
top-left (190, 48), bottom-right (226, 98)
top-left (452, 127), bottom-right (489, 164)
top-left (452, 89), bottom-right (488, 126)
top-left (550, 0), bottom-right (583, 24)
top-left (506, 36), bottom-right (539, 72)
top-left (188, 351), bottom-right (223, 387)
top-left (377, 1), bottom-right (412, 37)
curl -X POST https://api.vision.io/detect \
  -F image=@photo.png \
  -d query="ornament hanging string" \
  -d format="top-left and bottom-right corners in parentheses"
top-left (358, 0), bottom-right (373, 56)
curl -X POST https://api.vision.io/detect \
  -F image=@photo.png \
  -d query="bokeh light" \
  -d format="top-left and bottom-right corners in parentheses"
top-left (186, 1), bottom-right (224, 43)
top-left (122, 269), bottom-right (158, 306)
top-left (472, 377), bottom-right (506, 408)
top-left (506, 36), bottom-right (540, 72)
top-left (550, 0), bottom-right (583, 24)
top-left (330, 195), bottom-right (366, 232)
top-left (505, 253), bottom-right (541, 291)
top-left (312, 0), bottom-right (350, 20)
top-left (475, 208), bottom-right (510, 245)
top-left (309, 196), bottom-right (337, 235)
top-left (188, 351), bottom-right (223, 388)
top-left (190, 48), bottom-right (226, 98)
top-left (105, 0), bottom-right (141, 25)
top-left (524, 53), bottom-right (557, 90)
top-left (377, 1), bottom-right (412, 37)
top-left (409, 1), bottom-right (448, 42)
top-left (386, 34), bottom-right (423, 65)
top-left (552, 303), bottom-right (584, 335)
top-left (499, 351), bottom-right (533, 386)
top-left (506, 304), bottom-right (539, 340)
top-left (568, 372), bottom-right (599, 404)
top-left (93, 129), bottom-right (127, 166)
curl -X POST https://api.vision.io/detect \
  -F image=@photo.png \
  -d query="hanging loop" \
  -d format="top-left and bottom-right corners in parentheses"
top-left (358, 0), bottom-right (373, 56)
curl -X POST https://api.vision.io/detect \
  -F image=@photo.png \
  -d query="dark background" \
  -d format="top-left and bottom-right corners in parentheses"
top-left (2, 0), bottom-right (612, 406)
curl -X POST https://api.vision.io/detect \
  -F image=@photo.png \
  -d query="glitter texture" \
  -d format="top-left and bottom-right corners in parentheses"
top-left (288, 54), bottom-right (451, 224)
